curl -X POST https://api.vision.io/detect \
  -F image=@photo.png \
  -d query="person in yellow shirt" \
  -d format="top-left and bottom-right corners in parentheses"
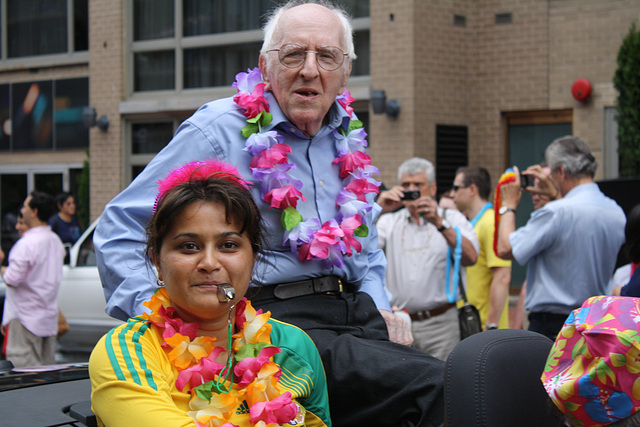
top-left (453, 166), bottom-right (511, 329)
top-left (89, 159), bottom-right (331, 427)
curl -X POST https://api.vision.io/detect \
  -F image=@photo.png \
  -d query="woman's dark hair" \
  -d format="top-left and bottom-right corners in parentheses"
top-left (55, 192), bottom-right (73, 210)
top-left (624, 204), bottom-right (640, 263)
top-left (145, 174), bottom-right (266, 263)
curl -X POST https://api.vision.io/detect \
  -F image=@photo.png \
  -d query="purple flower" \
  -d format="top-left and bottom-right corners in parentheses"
top-left (244, 131), bottom-right (282, 156)
top-left (334, 127), bottom-right (368, 157)
top-left (283, 218), bottom-right (321, 252)
top-left (336, 189), bottom-right (372, 220)
top-left (232, 67), bottom-right (263, 93)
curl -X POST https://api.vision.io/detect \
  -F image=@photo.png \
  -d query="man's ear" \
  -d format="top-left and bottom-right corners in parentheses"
top-left (259, 55), bottom-right (271, 91)
top-left (338, 62), bottom-right (352, 94)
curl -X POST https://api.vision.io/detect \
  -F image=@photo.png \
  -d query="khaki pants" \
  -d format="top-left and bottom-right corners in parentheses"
top-left (411, 306), bottom-right (460, 361)
top-left (6, 319), bottom-right (56, 368)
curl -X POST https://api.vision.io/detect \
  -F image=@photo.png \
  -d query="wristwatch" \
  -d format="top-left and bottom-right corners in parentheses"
top-left (498, 206), bottom-right (516, 215)
top-left (437, 218), bottom-right (451, 232)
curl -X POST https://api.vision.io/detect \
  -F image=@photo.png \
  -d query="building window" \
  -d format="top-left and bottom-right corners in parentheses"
top-left (1, 0), bottom-right (88, 64)
top-left (129, 0), bottom-right (370, 94)
top-left (0, 77), bottom-right (89, 152)
top-left (128, 120), bottom-right (185, 181)
top-left (435, 125), bottom-right (468, 194)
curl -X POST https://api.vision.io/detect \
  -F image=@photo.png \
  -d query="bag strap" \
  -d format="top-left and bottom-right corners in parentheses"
top-left (445, 225), bottom-right (464, 303)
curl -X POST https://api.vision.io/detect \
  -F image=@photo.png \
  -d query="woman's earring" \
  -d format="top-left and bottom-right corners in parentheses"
top-left (157, 279), bottom-right (165, 287)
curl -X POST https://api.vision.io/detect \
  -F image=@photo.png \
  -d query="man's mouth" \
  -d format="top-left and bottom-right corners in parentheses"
top-left (296, 90), bottom-right (319, 97)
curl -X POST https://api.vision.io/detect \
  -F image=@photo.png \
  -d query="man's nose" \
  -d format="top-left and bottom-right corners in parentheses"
top-left (299, 51), bottom-right (320, 79)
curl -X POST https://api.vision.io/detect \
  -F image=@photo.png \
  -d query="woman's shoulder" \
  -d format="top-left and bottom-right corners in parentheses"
top-left (268, 318), bottom-right (317, 352)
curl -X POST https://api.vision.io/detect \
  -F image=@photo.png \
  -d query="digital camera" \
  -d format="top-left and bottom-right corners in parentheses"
top-left (401, 190), bottom-right (420, 201)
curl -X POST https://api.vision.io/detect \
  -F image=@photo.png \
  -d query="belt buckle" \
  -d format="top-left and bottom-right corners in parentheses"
top-left (338, 278), bottom-right (343, 292)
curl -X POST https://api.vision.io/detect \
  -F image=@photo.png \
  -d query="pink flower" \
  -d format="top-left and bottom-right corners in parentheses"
top-left (264, 185), bottom-right (305, 209)
top-left (345, 178), bottom-right (380, 200)
top-left (340, 215), bottom-right (363, 256)
top-left (249, 392), bottom-right (298, 425)
top-left (334, 150), bottom-right (373, 178)
top-left (336, 90), bottom-right (355, 118)
top-left (176, 347), bottom-right (225, 391)
top-left (234, 346), bottom-right (282, 388)
top-left (233, 83), bottom-right (269, 119)
top-left (299, 219), bottom-right (347, 266)
top-left (249, 144), bottom-right (291, 169)
top-left (149, 305), bottom-right (199, 342)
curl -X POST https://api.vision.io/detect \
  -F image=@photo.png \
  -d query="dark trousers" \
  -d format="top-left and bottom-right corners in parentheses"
top-left (528, 311), bottom-right (570, 342)
top-left (251, 291), bottom-right (445, 427)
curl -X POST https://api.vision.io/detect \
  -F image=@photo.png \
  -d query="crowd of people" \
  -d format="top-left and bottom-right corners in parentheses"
top-left (1, 1), bottom-right (639, 426)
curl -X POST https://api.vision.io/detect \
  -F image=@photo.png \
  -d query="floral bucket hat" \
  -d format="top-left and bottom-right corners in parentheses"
top-left (542, 296), bottom-right (640, 426)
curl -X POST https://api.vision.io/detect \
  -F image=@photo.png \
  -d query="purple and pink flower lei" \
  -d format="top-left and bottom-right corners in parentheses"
top-left (233, 67), bottom-right (380, 268)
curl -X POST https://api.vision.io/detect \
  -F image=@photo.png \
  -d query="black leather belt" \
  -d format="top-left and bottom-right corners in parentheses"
top-left (249, 276), bottom-right (345, 301)
top-left (409, 303), bottom-right (457, 320)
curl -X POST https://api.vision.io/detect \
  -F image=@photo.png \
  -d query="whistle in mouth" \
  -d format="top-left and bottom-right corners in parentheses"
top-left (217, 285), bottom-right (235, 303)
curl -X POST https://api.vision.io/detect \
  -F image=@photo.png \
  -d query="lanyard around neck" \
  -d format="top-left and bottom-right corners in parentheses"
top-left (445, 226), bottom-right (462, 304)
top-left (470, 202), bottom-right (493, 227)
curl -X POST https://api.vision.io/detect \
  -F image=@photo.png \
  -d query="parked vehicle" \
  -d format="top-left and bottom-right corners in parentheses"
top-left (0, 217), bottom-right (122, 356)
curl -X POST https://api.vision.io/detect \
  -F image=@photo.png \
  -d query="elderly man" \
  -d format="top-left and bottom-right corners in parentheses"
top-left (1, 192), bottom-right (65, 367)
top-left (377, 157), bottom-right (479, 360)
top-left (94, 2), bottom-right (445, 425)
top-left (496, 136), bottom-right (626, 341)
top-left (453, 166), bottom-right (511, 331)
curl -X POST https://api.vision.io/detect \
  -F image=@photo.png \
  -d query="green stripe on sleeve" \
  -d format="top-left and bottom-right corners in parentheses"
top-left (105, 328), bottom-right (126, 381)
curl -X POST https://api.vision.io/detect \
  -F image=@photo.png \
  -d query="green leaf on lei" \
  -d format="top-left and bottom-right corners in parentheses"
top-left (241, 122), bottom-right (260, 138)
top-left (235, 342), bottom-right (275, 362)
top-left (349, 120), bottom-right (363, 133)
top-left (194, 381), bottom-right (215, 401)
top-left (281, 206), bottom-right (303, 230)
top-left (260, 112), bottom-right (273, 127)
top-left (354, 224), bottom-right (369, 238)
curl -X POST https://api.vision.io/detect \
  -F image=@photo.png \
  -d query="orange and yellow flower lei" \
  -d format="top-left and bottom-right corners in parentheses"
top-left (141, 287), bottom-right (300, 426)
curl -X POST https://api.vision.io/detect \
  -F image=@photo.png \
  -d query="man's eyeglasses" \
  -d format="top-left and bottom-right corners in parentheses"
top-left (266, 44), bottom-right (348, 71)
top-left (451, 185), bottom-right (469, 192)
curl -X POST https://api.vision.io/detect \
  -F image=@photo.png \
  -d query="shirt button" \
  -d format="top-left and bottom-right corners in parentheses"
top-left (290, 127), bottom-right (296, 133)
top-left (319, 180), bottom-right (324, 187)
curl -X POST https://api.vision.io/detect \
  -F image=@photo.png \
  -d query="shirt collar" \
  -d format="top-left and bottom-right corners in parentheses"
top-left (263, 91), bottom-right (351, 137)
top-left (562, 182), bottom-right (597, 199)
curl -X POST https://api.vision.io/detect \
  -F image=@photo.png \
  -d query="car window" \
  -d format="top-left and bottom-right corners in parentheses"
top-left (76, 229), bottom-right (96, 267)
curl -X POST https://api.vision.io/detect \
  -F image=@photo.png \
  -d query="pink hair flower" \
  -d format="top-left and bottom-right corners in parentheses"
top-left (154, 160), bottom-right (251, 213)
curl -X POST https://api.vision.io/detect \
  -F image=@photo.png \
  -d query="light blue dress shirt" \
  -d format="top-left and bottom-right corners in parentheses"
top-left (510, 183), bottom-right (625, 314)
top-left (94, 93), bottom-right (389, 321)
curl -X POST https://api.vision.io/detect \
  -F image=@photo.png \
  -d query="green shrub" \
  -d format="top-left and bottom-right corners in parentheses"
top-left (613, 23), bottom-right (640, 177)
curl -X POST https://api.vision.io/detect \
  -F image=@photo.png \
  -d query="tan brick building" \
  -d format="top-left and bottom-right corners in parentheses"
top-left (0, 0), bottom-right (638, 267)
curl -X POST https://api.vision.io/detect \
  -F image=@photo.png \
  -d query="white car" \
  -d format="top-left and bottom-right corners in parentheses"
top-left (0, 217), bottom-right (122, 355)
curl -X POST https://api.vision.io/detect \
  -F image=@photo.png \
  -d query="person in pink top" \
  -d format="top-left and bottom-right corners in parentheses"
top-left (0, 191), bottom-right (65, 367)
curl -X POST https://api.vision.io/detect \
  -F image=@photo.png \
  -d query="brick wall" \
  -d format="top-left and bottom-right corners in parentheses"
top-left (89, 0), bottom-right (125, 220)
top-left (368, 0), bottom-right (640, 188)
